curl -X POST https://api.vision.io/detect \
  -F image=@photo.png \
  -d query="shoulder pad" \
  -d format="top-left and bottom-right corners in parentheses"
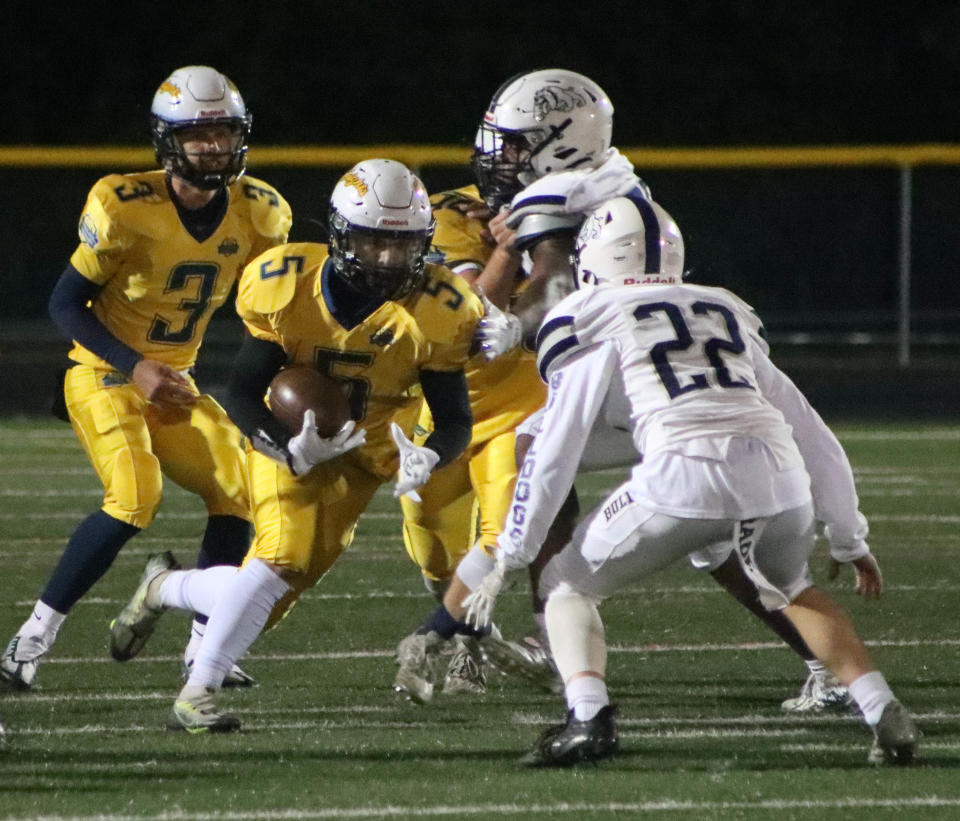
top-left (413, 264), bottom-right (483, 341)
top-left (76, 173), bottom-right (163, 251)
top-left (430, 185), bottom-right (483, 213)
top-left (237, 242), bottom-right (318, 317)
top-left (513, 212), bottom-right (581, 252)
top-left (431, 207), bottom-right (489, 272)
top-left (237, 176), bottom-right (293, 244)
top-left (507, 171), bottom-right (588, 221)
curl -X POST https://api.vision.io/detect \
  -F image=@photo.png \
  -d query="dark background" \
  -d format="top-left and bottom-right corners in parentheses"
top-left (2, 2), bottom-right (959, 415)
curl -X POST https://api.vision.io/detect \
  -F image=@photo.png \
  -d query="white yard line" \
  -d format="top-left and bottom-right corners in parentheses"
top-left (14, 796), bottom-right (960, 820)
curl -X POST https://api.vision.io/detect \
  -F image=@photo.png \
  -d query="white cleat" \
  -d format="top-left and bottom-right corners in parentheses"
top-left (393, 630), bottom-right (443, 704)
top-left (0, 634), bottom-right (49, 690)
top-left (781, 670), bottom-right (854, 713)
top-left (442, 636), bottom-right (486, 696)
top-left (109, 552), bottom-right (179, 662)
top-left (481, 634), bottom-right (563, 694)
top-left (167, 684), bottom-right (240, 734)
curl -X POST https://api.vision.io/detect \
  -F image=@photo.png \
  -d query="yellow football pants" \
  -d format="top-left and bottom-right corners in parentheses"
top-left (64, 365), bottom-right (250, 530)
top-left (243, 448), bottom-right (382, 628)
top-left (400, 428), bottom-right (517, 582)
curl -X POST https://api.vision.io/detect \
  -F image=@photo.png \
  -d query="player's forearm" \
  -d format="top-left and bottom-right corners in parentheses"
top-left (471, 245), bottom-right (522, 309)
top-left (223, 332), bottom-right (290, 446)
top-left (49, 265), bottom-right (142, 375)
top-left (419, 369), bottom-right (472, 467)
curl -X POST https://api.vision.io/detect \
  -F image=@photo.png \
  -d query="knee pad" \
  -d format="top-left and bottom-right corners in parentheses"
top-left (103, 447), bottom-right (163, 529)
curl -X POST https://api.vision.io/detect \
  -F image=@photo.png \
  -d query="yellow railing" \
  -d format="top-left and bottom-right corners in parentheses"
top-left (3, 142), bottom-right (949, 365)
top-left (3, 143), bottom-right (960, 168)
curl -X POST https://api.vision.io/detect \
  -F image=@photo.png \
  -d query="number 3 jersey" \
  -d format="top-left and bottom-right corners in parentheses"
top-left (68, 170), bottom-right (292, 371)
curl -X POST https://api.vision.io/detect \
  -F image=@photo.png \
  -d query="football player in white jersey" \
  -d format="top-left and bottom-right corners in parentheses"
top-left (464, 197), bottom-right (917, 767)
top-left (473, 68), bottom-right (854, 713)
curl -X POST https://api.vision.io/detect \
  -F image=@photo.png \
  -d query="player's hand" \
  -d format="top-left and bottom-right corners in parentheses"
top-left (475, 292), bottom-right (522, 361)
top-left (463, 558), bottom-right (520, 629)
top-left (132, 359), bottom-right (197, 408)
top-left (828, 553), bottom-right (883, 598)
top-left (484, 208), bottom-right (520, 256)
top-left (287, 411), bottom-right (366, 476)
top-left (390, 422), bottom-right (440, 501)
top-left (466, 201), bottom-right (494, 223)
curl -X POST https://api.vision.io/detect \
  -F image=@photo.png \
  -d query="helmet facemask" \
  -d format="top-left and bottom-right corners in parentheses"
top-left (470, 124), bottom-right (529, 209)
top-left (329, 209), bottom-right (435, 301)
top-left (152, 116), bottom-right (251, 190)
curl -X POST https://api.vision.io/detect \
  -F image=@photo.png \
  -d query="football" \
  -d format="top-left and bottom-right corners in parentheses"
top-left (267, 367), bottom-right (351, 437)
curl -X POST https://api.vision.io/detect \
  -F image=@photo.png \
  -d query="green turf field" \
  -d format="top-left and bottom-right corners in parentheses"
top-left (1, 417), bottom-right (958, 820)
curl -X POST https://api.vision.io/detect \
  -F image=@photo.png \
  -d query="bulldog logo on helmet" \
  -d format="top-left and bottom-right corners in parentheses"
top-left (533, 86), bottom-right (588, 122)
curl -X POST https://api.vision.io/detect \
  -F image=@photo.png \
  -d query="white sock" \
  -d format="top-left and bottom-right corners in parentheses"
top-left (183, 620), bottom-right (205, 666)
top-left (187, 560), bottom-right (290, 690)
top-left (19, 601), bottom-right (67, 645)
top-left (157, 566), bottom-right (240, 616)
top-left (848, 670), bottom-right (895, 726)
top-left (566, 675), bottom-right (609, 721)
top-left (544, 585), bottom-right (607, 683)
top-left (804, 658), bottom-right (829, 677)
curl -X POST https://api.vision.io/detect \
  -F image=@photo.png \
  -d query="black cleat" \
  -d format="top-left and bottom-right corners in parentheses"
top-left (868, 699), bottom-right (918, 765)
top-left (522, 704), bottom-right (619, 767)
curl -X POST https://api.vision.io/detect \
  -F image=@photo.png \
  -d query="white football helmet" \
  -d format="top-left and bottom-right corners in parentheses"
top-left (328, 159), bottom-right (435, 300)
top-left (472, 68), bottom-right (614, 197)
top-left (150, 65), bottom-right (251, 190)
top-left (574, 196), bottom-right (685, 289)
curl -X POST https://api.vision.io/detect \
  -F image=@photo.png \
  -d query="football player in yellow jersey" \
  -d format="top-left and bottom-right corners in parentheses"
top-left (0, 66), bottom-right (291, 692)
top-left (108, 159), bottom-right (483, 732)
top-left (391, 177), bottom-right (560, 702)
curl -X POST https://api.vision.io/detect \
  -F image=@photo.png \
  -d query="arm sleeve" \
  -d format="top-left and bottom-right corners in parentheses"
top-left (754, 352), bottom-right (870, 561)
top-left (223, 331), bottom-right (291, 448)
top-left (498, 341), bottom-right (617, 568)
top-left (419, 368), bottom-right (473, 467)
top-left (48, 264), bottom-right (142, 375)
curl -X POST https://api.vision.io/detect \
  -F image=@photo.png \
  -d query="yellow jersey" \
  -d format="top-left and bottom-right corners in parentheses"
top-left (236, 243), bottom-right (482, 479)
top-left (429, 185), bottom-right (546, 444)
top-left (68, 170), bottom-right (291, 371)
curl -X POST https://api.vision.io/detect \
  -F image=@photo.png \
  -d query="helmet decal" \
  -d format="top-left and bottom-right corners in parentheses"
top-left (157, 81), bottom-right (181, 101)
top-left (533, 86), bottom-right (590, 122)
top-left (342, 172), bottom-right (369, 197)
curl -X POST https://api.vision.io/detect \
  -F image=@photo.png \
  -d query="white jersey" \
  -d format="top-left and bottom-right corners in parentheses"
top-left (506, 149), bottom-right (650, 251)
top-left (498, 282), bottom-right (868, 567)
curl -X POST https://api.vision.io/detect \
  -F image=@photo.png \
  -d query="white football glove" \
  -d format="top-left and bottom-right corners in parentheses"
top-left (475, 292), bottom-right (522, 361)
top-left (287, 410), bottom-right (366, 476)
top-left (390, 422), bottom-right (440, 501)
top-left (463, 555), bottom-right (522, 630)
